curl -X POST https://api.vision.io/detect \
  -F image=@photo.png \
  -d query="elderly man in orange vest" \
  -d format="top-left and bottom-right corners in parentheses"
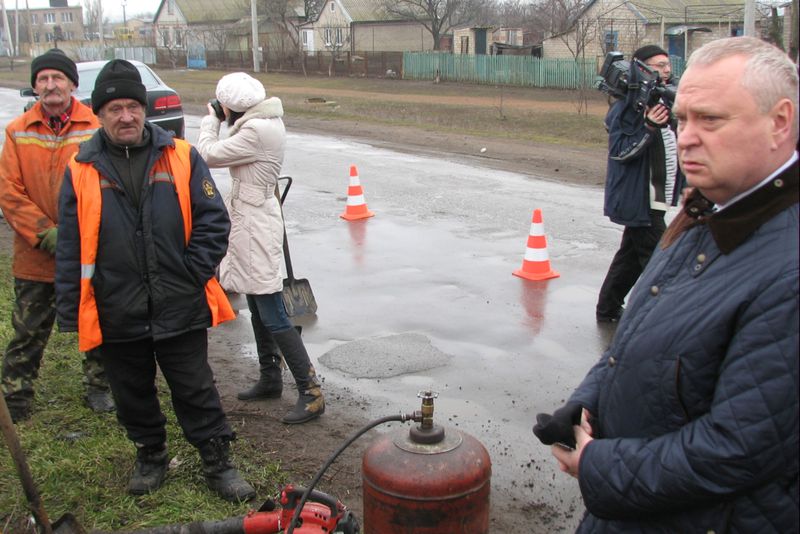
top-left (0, 48), bottom-right (112, 422)
top-left (54, 59), bottom-right (254, 503)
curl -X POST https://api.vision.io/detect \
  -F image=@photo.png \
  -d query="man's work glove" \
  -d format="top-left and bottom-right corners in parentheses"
top-left (36, 227), bottom-right (58, 255)
top-left (532, 402), bottom-right (583, 449)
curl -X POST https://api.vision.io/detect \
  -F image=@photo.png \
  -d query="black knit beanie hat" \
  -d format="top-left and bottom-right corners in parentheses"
top-left (633, 44), bottom-right (669, 62)
top-left (91, 59), bottom-right (147, 114)
top-left (30, 48), bottom-right (79, 88)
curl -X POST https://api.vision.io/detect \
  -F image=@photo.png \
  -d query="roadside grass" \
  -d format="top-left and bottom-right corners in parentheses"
top-left (0, 254), bottom-right (286, 532)
top-left (0, 63), bottom-right (609, 148)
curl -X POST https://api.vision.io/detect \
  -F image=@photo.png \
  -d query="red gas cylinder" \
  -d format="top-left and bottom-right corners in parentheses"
top-left (362, 392), bottom-right (492, 534)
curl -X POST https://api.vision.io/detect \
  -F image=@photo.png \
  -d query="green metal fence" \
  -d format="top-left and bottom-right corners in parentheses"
top-left (403, 52), bottom-right (598, 89)
top-left (669, 55), bottom-right (686, 79)
top-left (403, 52), bottom-right (687, 89)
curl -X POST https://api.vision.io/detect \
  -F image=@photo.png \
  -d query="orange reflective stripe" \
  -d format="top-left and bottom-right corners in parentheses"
top-left (69, 153), bottom-right (104, 351)
top-left (165, 139), bottom-right (193, 245)
top-left (71, 141), bottom-right (234, 351)
top-left (164, 140), bottom-right (234, 326)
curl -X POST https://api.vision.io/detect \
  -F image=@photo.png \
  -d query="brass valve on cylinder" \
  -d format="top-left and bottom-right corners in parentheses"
top-left (409, 390), bottom-right (445, 444)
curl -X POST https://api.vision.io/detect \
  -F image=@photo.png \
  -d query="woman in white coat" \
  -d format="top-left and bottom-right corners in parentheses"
top-left (196, 72), bottom-right (323, 424)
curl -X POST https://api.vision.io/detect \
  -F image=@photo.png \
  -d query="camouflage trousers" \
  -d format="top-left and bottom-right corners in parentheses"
top-left (1, 278), bottom-right (108, 404)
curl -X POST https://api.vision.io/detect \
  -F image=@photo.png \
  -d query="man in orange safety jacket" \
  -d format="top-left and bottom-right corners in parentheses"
top-left (0, 48), bottom-right (112, 422)
top-left (54, 59), bottom-right (254, 503)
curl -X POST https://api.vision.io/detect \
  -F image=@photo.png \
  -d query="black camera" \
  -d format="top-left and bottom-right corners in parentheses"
top-left (597, 51), bottom-right (676, 112)
top-left (209, 98), bottom-right (225, 121)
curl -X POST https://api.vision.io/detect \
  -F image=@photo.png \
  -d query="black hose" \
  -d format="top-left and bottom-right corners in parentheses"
top-left (286, 412), bottom-right (418, 534)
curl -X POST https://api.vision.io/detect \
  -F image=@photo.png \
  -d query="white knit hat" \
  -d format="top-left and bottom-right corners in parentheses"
top-left (215, 72), bottom-right (266, 113)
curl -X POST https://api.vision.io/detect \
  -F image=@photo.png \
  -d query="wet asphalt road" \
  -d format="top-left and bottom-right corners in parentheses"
top-left (0, 89), bottom-right (628, 530)
top-left (180, 113), bottom-right (622, 529)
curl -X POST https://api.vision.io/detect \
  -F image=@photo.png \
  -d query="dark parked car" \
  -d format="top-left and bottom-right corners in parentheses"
top-left (21, 59), bottom-right (185, 139)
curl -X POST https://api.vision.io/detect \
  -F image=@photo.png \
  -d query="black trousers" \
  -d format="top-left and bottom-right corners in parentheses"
top-left (596, 210), bottom-right (666, 318)
top-left (98, 329), bottom-right (232, 447)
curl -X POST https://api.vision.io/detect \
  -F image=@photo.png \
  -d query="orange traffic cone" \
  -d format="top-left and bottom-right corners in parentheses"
top-left (340, 165), bottom-right (374, 221)
top-left (513, 209), bottom-right (559, 281)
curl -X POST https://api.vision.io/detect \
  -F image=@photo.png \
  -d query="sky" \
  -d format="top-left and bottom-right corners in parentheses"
top-left (18, 0), bottom-right (162, 23)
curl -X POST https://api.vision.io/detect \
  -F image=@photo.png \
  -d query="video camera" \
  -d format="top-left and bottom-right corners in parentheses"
top-left (597, 51), bottom-right (676, 112)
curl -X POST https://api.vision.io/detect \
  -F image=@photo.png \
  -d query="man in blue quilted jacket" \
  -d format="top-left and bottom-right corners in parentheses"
top-left (537, 36), bottom-right (798, 532)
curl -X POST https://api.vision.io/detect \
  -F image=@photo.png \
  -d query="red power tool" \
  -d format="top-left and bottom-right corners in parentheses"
top-left (242, 484), bottom-right (359, 534)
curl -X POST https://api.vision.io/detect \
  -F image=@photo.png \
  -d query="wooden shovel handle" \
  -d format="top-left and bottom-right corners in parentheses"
top-left (0, 394), bottom-right (54, 534)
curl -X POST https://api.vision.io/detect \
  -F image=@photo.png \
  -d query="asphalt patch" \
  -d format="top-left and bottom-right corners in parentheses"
top-left (320, 333), bottom-right (452, 378)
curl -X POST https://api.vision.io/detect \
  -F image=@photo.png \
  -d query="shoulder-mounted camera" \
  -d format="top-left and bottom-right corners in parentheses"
top-left (597, 51), bottom-right (676, 112)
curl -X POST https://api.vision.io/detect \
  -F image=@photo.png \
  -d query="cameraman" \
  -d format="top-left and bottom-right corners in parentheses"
top-left (595, 45), bottom-right (684, 323)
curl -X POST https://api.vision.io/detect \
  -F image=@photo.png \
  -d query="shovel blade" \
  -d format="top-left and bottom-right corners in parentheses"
top-left (282, 278), bottom-right (317, 317)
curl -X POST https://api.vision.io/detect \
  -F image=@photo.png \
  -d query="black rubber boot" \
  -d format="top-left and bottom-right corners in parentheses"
top-left (128, 443), bottom-right (169, 495)
top-left (4, 393), bottom-right (32, 423)
top-left (198, 437), bottom-right (256, 502)
top-left (273, 329), bottom-right (325, 424)
top-left (238, 316), bottom-right (283, 400)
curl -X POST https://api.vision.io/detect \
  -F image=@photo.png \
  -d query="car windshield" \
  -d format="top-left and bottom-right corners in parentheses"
top-left (75, 64), bottom-right (161, 99)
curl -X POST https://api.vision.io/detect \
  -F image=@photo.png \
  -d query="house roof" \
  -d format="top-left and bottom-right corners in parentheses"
top-left (329, 0), bottom-right (419, 23)
top-left (590, 0), bottom-right (745, 24)
top-left (336, 0), bottom-right (388, 22)
top-left (157, 0), bottom-right (249, 24)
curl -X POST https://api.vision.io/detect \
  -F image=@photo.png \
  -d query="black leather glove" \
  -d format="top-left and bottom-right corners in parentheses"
top-left (532, 402), bottom-right (583, 449)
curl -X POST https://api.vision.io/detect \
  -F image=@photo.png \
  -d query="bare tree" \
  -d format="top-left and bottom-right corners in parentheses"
top-left (83, 0), bottom-right (101, 40)
top-left (255, 0), bottom-right (328, 75)
top-left (302, 0), bottom-right (325, 22)
top-left (544, 0), bottom-right (595, 115)
top-left (319, 12), bottom-right (349, 76)
top-left (157, 26), bottom-right (184, 68)
top-left (381, 0), bottom-right (486, 50)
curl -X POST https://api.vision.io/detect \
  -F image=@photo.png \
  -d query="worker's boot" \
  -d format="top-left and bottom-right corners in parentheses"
top-left (4, 393), bottom-right (32, 423)
top-left (128, 442), bottom-right (169, 495)
top-left (237, 318), bottom-right (283, 400)
top-left (198, 437), bottom-right (256, 502)
top-left (83, 349), bottom-right (116, 413)
top-left (273, 328), bottom-right (325, 425)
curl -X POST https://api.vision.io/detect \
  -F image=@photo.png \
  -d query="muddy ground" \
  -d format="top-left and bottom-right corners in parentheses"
top-left (0, 116), bottom-right (605, 532)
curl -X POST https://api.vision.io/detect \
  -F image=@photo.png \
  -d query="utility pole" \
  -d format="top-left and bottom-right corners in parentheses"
top-left (98, 0), bottom-right (104, 49)
top-left (743, 0), bottom-right (755, 37)
top-left (251, 0), bottom-right (259, 72)
top-left (14, 0), bottom-right (18, 57)
top-left (1, 0), bottom-right (14, 63)
top-left (24, 0), bottom-right (31, 55)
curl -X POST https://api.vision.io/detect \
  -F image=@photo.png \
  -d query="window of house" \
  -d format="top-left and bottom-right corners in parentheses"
top-left (162, 29), bottom-right (170, 46)
top-left (175, 29), bottom-right (182, 47)
top-left (330, 2), bottom-right (335, 12)
top-left (61, 12), bottom-right (73, 22)
top-left (460, 35), bottom-right (469, 54)
top-left (603, 30), bottom-right (618, 52)
top-left (44, 12), bottom-right (56, 24)
top-left (65, 31), bottom-right (74, 40)
top-left (508, 29), bottom-right (517, 44)
top-left (324, 28), bottom-right (332, 45)
top-left (168, 0), bottom-right (174, 15)
top-left (31, 14), bottom-right (38, 24)
top-left (46, 32), bottom-right (53, 41)
top-left (33, 32), bottom-right (40, 42)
